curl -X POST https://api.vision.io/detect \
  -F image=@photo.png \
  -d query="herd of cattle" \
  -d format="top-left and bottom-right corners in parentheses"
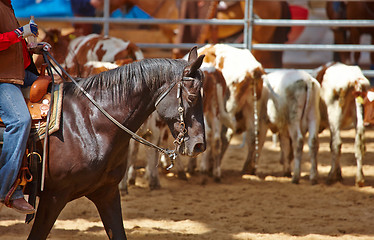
top-left (38, 30), bottom-right (374, 189)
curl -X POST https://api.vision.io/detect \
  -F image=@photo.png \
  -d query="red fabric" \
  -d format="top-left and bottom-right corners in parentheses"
top-left (0, 31), bottom-right (31, 69)
top-left (0, 30), bottom-right (19, 51)
top-left (286, 5), bottom-right (309, 43)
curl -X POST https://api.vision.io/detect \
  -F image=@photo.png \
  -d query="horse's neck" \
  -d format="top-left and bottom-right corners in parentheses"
top-left (120, 86), bottom-right (158, 133)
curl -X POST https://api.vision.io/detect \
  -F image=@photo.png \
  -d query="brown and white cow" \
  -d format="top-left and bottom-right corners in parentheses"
top-left (193, 66), bottom-right (231, 181)
top-left (197, 44), bottom-right (268, 178)
top-left (264, 70), bottom-right (321, 184)
top-left (363, 88), bottom-right (374, 127)
top-left (36, 29), bottom-right (143, 77)
top-left (313, 62), bottom-right (370, 186)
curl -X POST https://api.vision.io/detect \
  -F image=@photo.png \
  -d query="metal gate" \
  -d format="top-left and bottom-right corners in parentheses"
top-left (20, 0), bottom-right (374, 76)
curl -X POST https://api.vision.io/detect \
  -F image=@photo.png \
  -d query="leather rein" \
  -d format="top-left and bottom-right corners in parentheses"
top-left (42, 51), bottom-right (195, 170)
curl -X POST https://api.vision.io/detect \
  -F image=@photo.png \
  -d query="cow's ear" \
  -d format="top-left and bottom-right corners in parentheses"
top-left (185, 54), bottom-right (205, 77)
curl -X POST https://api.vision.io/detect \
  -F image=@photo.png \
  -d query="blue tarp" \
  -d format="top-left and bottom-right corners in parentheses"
top-left (13, 0), bottom-right (73, 18)
top-left (13, 1), bottom-right (152, 19)
top-left (112, 6), bottom-right (152, 19)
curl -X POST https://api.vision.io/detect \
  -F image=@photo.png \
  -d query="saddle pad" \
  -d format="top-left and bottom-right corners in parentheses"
top-left (29, 83), bottom-right (63, 140)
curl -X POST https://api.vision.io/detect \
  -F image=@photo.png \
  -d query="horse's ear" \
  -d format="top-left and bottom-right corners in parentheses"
top-left (185, 54), bottom-right (205, 77)
top-left (187, 46), bottom-right (199, 63)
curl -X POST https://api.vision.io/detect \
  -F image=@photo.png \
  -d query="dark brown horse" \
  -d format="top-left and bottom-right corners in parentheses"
top-left (326, 1), bottom-right (374, 66)
top-left (27, 47), bottom-right (206, 239)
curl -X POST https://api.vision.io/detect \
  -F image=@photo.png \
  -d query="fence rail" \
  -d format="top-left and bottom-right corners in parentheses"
top-left (19, 0), bottom-right (374, 77)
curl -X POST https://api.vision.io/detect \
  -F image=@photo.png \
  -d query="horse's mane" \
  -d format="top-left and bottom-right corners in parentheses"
top-left (64, 58), bottom-right (187, 102)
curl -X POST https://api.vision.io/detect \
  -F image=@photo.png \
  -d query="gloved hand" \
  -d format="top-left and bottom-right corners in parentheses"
top-left (14, 22), bottom-right (38, 38)
top-left (28, 42), bottom-right (52, 54)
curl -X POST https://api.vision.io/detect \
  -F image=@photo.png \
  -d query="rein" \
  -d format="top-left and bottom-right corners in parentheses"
top-left (42, 51), bottom-right (192, 170)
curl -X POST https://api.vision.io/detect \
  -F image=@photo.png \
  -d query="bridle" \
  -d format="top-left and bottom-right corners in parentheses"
top-left (42, 51), bottom-right (199, 170)
top-left (154, 76), bottom-right (197, 168)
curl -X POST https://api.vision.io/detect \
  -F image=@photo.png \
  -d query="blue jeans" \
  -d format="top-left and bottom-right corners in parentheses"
top-left (0, 71), bottom-right (36, 201)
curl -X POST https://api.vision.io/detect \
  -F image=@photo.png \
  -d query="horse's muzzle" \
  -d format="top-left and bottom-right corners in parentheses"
top-left (181, 138), bottom-right (206, 157)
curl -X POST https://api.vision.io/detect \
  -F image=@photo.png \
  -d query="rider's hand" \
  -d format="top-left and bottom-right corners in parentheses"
top-left (14, 22), bottom-right (38, 38)
top-left (28, 42), bottom-right (52, 54)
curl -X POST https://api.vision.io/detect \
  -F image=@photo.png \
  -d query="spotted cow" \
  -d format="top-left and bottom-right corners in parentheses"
top-left (196, 44), bottom-right (268, 178)
top-left (36, 29), bottom-right (143, 77)
top-left (313, 62), bottom-right (370, 186)
top-left (363, 88), bottom-right (374, 127)
top-left (191, 66), bottom-right (231, 181)
top-left (264, 70), bottom-right (321, 184)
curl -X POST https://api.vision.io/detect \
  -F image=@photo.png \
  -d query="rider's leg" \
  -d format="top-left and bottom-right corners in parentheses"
top-left (0, 82), bottom-right (32, 210)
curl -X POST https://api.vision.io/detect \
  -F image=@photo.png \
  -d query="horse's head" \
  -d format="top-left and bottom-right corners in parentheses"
top-left (155, 47), bottom-right (206, 157)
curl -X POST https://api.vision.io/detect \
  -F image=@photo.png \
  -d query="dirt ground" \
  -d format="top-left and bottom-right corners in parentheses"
top-left (1, 127), bottom-right (374, 240)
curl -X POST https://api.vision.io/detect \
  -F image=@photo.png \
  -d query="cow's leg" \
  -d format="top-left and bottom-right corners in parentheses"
top-left (28, 191), bottom-right (69, 240)
top-left (199, 147), bottom-right (211, 175)
top-left (126, 139), bottom-right (139, 186)
top-left (146, 148), bottom-right (161, 190)
top-left (200, 123), bottom-right (212, 183)
top-left (289, 125), bottom-right (304, 184)
top-left (212, 137), bottom-right (222, 182)
top-left (187, 157), bottom-right (197, 174)
top-left (200, 145), bottom-right (212, 185)
top-left (174, 156), bottom-right (187, 180)
top-left (87, 186), bottom-right (127, 240)
top-left (307, 121), bottom-right (319, 185)
top-left (242, 119), bottom-right (268, 175)
top-left (327, 105), bottom-right (343, 184)
top-left (278, 131), bottom-right (292, 177)
top-left (306, 88), bottom-right (320, 185)
top-left (211, 117), bottom-right (223, 182)
top-left (211, 125), bottom-right (232, 182)
top-left (241, 129), bottom-right (257, 175)
top-left (354, 99), bottom-right (365, 187)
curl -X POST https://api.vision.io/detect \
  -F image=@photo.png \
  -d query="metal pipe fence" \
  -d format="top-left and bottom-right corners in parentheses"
top-left (19, 0), bottom-right (374, 76)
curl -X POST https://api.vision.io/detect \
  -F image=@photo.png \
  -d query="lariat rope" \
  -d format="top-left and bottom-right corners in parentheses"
top-left (253, 77), bottom-right (259, 165)
top-left (42, 51), bottom-right (192, 170)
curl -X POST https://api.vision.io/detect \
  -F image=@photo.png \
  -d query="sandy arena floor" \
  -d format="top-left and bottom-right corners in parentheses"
top-left (1, 128), bottom-right (374, 240)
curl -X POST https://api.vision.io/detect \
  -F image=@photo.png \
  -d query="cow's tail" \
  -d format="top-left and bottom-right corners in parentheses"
top-left (262, 74), bottom-right (281, 112)
top-left (216, 83), bottom-right (236, 130)
top-left (302, 75), bottom-right (321, 123)
top-left (301, 78), bottom-right (313, 120)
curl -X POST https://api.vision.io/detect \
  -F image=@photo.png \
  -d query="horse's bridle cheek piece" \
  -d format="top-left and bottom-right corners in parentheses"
top-left (154, 76), bottom-right (198, 169)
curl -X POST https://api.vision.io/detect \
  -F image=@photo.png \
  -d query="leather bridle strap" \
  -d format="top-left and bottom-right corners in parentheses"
top-left (154, 76), bottom-right (196, 169)
top-left (154, 76), bottom-right (195, 107)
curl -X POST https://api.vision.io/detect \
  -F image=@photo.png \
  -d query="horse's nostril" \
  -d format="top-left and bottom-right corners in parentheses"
top-left (193, 143), bottom-right (206, 154)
